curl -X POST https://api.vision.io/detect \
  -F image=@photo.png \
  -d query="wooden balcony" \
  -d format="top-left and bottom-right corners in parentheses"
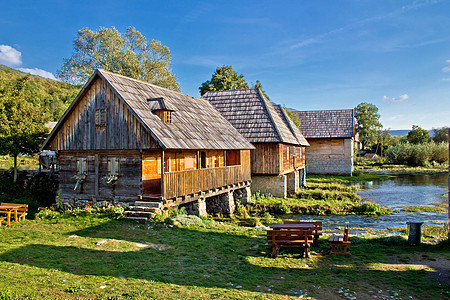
top-left (163, 165), bottom-right (249, 199)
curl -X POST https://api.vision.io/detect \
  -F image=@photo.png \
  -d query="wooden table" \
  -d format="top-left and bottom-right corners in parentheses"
top-left (0, 205), bottom-right (22, 226)
top-left (268, 223), bottom-right (314, 258)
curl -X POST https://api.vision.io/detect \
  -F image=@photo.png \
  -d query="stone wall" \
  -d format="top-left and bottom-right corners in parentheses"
top-left (251, 174), bottom-right (287, 198)
top-left (306, 155), bottom-right (353, 176)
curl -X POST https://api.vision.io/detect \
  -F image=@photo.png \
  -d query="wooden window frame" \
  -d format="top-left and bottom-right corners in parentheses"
top-left (96, 109), bottom-right (106, 127)
top-left (107, 157), bottom-right (120, 176)
top-left (76, 157), bottom-right (87, 175)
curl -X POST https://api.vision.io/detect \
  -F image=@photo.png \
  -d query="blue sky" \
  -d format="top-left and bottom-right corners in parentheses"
top-left (1, 0), bottom-right (449, 130)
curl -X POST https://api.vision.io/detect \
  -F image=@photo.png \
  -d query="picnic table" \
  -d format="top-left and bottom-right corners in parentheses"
top-left (0, 204), bottom-right (27, 226)
top-left (267, 223), bottom-right (315, 258)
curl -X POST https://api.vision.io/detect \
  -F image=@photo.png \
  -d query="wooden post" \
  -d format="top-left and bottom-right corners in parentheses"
top-left (95, 154), bottom-right (99, 197)
top-left (448, 128), bottom-right (449, 239)
top-left (161, 149), bottom-right (165, 200)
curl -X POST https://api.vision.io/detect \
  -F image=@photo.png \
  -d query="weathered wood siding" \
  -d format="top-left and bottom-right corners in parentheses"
top-left (164, 150), bottom-right (251, 199)
top-left (307, 138), bottom-right (346, 156)
top-left (48, 78), bottom-right (159, 151)
top-left (251, 143), bottom-right (280, 175)
top-left (58, 150), bottom-right (142, 202)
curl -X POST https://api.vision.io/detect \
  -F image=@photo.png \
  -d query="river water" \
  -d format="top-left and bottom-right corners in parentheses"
top-left (290, 174), bottom-right (449, 235)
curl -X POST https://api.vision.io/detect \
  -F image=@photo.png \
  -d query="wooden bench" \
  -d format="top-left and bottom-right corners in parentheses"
top-left (267, 229), bottom-right (314, 258)
top-left (283, 220), bottom-right (322, 246)
top-left (329, 226), bottom-right (351, 255)
top-left (1, 203), bottom-right (28, 221)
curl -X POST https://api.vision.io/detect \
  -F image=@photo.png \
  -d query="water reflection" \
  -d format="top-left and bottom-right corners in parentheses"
top-left (289, 174), bottom-right (448, 235)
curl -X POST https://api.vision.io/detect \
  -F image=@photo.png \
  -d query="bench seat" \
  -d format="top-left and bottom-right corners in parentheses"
top-left (267, 229), bottom-right (313, 258)
top-left (329, 226), bottom-right (351, 255)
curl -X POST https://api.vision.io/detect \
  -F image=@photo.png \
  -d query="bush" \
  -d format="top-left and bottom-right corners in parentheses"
top-left (0, 171), bottom-right (58, 218)
top-left (385, 142), bottom-right (448, 166)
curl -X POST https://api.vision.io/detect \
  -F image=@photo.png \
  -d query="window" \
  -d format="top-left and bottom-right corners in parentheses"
top-left (107, 157), bottom-right (120, 175)
top-left (76, 158), bottom-right (87, 174)
top-left (225, 150), bottom-right (240, 166)
top-left (286, 146), bottom-right (289, 160)
top-left (164, 111), bottom-right (172, 124)
top-left (185, 155), bottom-right (195, 170)
top-left (96, 109), bottom-right (106, 126)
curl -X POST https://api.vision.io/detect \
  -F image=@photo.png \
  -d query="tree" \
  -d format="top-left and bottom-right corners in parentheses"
top-left (0, 76), bottom-right (50, 182)
top-left (432, 126), bottom-right (448, 143)
top-left (57, 26), bottom-right (180, 91)
top-left (284, 108), bottom-right (302, 130)
top-left (252, 80), bottom-right (270, 100)
top-left (406, 125), bottom-right (431, 144)
top-left (354, 102), bottom-right (383, 150)
top-left (199, 65), bottom-right (249, 95)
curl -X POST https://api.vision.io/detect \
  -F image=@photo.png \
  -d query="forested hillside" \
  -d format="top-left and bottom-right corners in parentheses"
top-left (0, 65), bottom-right (81, 121)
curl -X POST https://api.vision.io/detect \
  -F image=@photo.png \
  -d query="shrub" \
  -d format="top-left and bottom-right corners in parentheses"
top-left (385, 142), bottom-right (448, 166)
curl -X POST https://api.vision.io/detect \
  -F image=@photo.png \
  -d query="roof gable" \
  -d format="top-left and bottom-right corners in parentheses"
top-left (43, 69), bottom-right (254, 151)
top-left (203, 88), bottom-right (308, 146)
top-left (291, 109), bottom-right (355, 139)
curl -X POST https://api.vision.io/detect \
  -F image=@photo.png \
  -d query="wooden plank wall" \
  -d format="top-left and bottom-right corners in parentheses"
top-left (295, 146), bottom-right (306, 169)
top-left (58, 150), bottom-right (142, 201)
top-left (307, 138), bottom-right (345, 155)
top-left (49, 78), bottom-right (159, 151)
top-left (251, 143), bottom-right (280, 175)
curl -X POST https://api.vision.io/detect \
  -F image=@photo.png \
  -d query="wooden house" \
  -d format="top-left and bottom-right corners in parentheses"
top-left (41, 69), bottom-right (254, 217)
top-left (203, 89), bottom-right (309, 198)
top-left (290, 109), bottom-right (355, 176)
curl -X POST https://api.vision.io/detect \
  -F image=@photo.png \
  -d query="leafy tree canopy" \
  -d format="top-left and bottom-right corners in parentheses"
top-left (0, 65), bottom-right (80, 121)
top-left (0, 75), bottom-right (50, 181)
top-left (284, 108), bottom-right (302, 130)
top-left (57, 26), bottom-right (180, 91)
top-left (432, 126), bottom-right (448, 143)
top-left (406, 125), bottom-right (431, 144)
top-left (199, 65), bottom-right (249, 95)
top-left (354, 102), bottom-right (383, 150)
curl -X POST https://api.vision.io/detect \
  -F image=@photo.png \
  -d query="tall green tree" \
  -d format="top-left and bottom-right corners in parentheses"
top-left (284, 108), bottom-right (302, 130)
top-left (432, 126), bottom-right (448, 143)
top-left (406, 125), bottom-right (431, 144)
top-left (354, 102), bottom-right (383, 150)
top-left (57, 26), bottom-right (180, 91)
top-left (252, 80), bottom-right (270, 100)
top-left (199, 65), bottom-right (249, 95)
top-left (0, 76), bottom-right (50, 182)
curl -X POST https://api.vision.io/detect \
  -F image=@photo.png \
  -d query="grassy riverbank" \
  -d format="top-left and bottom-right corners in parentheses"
top-left (247, 172), bottom-right (393, 217)
top-left (0, 214), bottom-right (448, 299)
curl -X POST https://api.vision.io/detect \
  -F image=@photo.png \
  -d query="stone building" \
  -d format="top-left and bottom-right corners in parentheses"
top-left (291, 109), bottom-right (355, 176)
top-left (203, 89), bottom-right (309, 198)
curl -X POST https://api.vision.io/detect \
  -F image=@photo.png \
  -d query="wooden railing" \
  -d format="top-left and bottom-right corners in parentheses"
top-left (163, 165), bottom-right (248, 199)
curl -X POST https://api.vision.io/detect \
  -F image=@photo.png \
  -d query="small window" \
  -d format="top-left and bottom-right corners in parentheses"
top-left (185, 155), bottom-right (195, 170)
top-left (293, 147), bottom-right (296, 156)
top-left (164, 111), bottom-right (172, 124)
top-left (107, 157), bottom-right (120, 175)
top-left (286, 146), bottom-right (289, 160)
top-left (96, 109), bottom-right (106, 126)
top-left (76, 158), bottom-right (87, 175)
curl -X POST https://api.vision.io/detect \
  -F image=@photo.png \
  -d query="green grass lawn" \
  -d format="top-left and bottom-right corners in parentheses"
top-left (0, 215), bottom-right (448, 299)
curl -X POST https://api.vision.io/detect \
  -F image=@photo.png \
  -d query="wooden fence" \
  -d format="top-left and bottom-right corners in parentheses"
top-left (164, 165), bottom-right (247, 199)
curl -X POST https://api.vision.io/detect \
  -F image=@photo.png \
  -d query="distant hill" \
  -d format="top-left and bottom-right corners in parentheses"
top-left (0, 64), bottom-right (81, 121)
top-left (389, 130), bottom-right (410, 137)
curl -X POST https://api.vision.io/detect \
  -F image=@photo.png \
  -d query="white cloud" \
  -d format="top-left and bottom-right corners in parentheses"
top-left (18, 68), bottom-right (57, 80)
top-left (382, 94), bottom-right (409, 103)
top-left (442, 60), bottom-right (450, 72)
top-left (0, 45), bottom-right (22, 66)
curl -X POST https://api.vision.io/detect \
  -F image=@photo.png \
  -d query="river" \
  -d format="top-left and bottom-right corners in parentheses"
top-left (289, 174), bottom-right (449, 235)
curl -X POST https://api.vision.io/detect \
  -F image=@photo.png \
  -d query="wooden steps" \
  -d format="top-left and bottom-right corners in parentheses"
top-left (123, 201), bottom-right (163, 221)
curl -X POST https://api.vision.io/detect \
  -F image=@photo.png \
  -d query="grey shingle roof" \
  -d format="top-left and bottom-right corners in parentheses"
top-left (202, 89), bottom-right (309, 146)
top-left (43, 69), bottom-right (254, 150)
top-left (291, 109), bottom-right (355, 139)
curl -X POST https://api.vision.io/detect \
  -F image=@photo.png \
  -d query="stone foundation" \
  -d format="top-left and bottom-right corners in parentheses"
top-left (251, 174), bottom-right (287, 198)
top-left (306, 155), bottom-right (353, 176)
top-left (286, 170), bottom-right (299, 195)
top-left (182, 186), bottom-right (251, 217)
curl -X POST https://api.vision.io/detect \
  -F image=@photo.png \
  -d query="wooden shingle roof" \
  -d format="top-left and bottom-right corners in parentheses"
top-left (203, 89), bottom-right (309, 146)
top-left (43, 69), bottom-right (254, 150)
top-left (291, 109), bottom-right (355, 139)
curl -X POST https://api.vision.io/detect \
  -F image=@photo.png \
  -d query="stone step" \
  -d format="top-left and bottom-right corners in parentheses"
top-left (127, 206), bottom-right (160, 212)
top-left (124, 211), bottom-right (156, 218)
top-left (123, 216), bottom-right (148, 221)
top-left (134, 201), bottom-right (162, 208)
